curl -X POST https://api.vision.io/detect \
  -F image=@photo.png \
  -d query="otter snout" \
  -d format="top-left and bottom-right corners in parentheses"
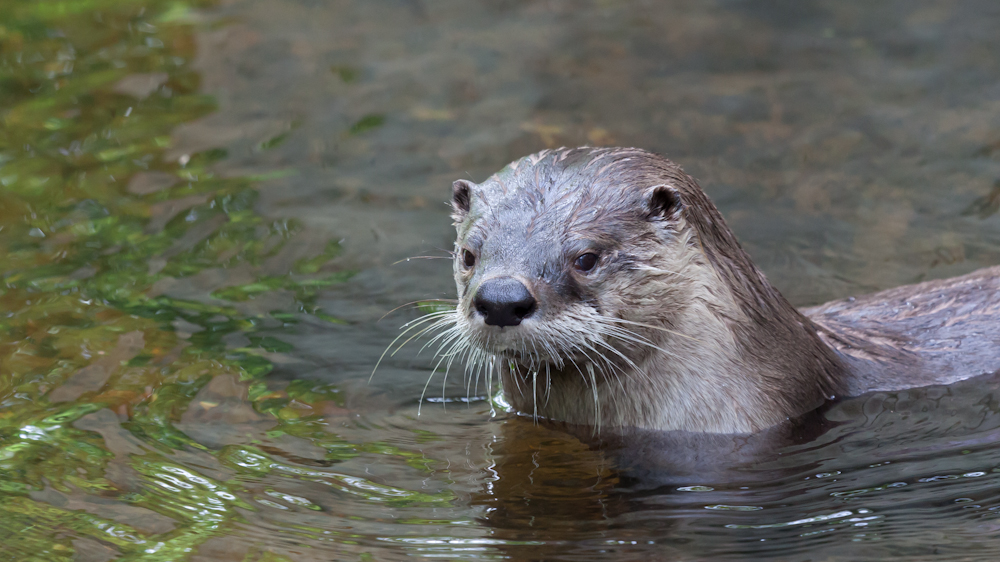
top-left (473, 277), bottom-right (537, 327)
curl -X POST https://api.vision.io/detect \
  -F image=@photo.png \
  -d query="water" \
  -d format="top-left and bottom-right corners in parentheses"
top-left (2, 0), bottom-right (1000, 560)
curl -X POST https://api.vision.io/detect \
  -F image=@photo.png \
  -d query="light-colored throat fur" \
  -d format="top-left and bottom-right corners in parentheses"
top-left (499, 226), bottom-right (832, 434)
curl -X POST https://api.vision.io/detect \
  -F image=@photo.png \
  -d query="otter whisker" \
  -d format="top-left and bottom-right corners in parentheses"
top-left (595, 321), bottom-right (682, 359)
top-left (396, 308), bottom-right (456, 331)
top-left (592, 338), bottom-right (640, 378)
top-left (632, 263), bottom-right (698, 283)
top-left (479, 332), bottom-right (499, 413)
top-left (557, 346), bottom-right (595, 423)
top-left (422, 327), bottom-right (475, 414)
top-left (378, 299), bottom-right (457, 322)
top-left (390, 312), bottom-right (457, 355)
top-left (460, 341), bottom-right (481, 401)
top-left (531, 369), bottom-right (538, 423)
top-left (585, 362), bottom-right (600, 433)
top-left (589, 342), bottom-right (630, 395)
top-left (433, 332), bottom-right (469, 411)
top-left (428, 328), bottom-right (465, 367)
top-left (544, 361), bottom-right (552, 407)
top-left (574, 336), bottom-right (627, 386)
top-left (466, 345), bottom-right (485, 398)
top-left (529, 332), bottom-right (558, 408)
top-left (369, 310), bottom-right (456, 382)
top-left (473, 348), bottom-right (493, 400)
top-left (592, 319), bottom-right (658, 345)
top-left (536, 333), bottom-right (566, 371)
top-left (525, 337), bottom-right (546, 409)
top-left (417, 321), bottom-right (465, 357)
top-left (434, 333), bottom-right (475, 381)
top-left (373, 310), bottom-right (462, 414)
top-left (391, 256), bottom-right (455, 266)
top-left (580, 326), bottom-right (640, 372)
top-left (417, 325), bottom-right (461, 357)
top-left (475, 350), bottom-right (490, 401)
top-left (539, 311), bottom-right (636, 426)
top-left (573, 341), bottom-right (626, 428)
top-left (508, 358), bottom-right (528, 399)
top-left (586, 322), bottom-right (660, 388)
top-left (519, 337), bottom-right (546, 424)
top-left (404, 321), bottom-right (462, 368)
top-left (486, 355), bottom-right (497, 417)
top-left (417, 356), bottom-right (446, 417)
top-left (592, 338), bottom-right (657, 395)
top-left (472, 342), bottom-right (494, 400)
top-left (603, 316), bottom-right (700, 342)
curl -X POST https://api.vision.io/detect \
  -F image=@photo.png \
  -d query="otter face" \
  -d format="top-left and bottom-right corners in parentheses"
top-left (447, 148), bottom-right (694, 379)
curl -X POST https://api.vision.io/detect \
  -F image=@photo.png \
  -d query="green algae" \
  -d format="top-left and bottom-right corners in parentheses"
top-left (347, 114), bottom-right (385, 135)
top-left (0, 1), bottom-right (455, 559)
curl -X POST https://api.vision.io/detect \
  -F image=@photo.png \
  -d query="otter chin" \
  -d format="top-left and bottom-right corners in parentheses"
top-left (440, 147), bottom-right (1000, 434)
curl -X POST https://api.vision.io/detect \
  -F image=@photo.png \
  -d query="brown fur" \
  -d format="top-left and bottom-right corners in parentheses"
top-left (443, 147), bottom-right (1000, 434)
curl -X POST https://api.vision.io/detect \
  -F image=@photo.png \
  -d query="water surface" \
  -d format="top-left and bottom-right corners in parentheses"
top-left (2, 0), bottom-right (1000, 560)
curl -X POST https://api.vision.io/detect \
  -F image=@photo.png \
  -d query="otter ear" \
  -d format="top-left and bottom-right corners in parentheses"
top-left (451, 179), bottom-right (474, 221)
top-left (643, 185), bottom-right (683, 220)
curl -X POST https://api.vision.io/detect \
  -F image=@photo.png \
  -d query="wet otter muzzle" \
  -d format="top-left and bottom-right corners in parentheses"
top-left (474, 277), bottom-right (537, 327)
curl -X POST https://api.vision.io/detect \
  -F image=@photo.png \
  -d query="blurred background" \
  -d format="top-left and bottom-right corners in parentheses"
top-left (2, 1), bottom-right (1000, 560)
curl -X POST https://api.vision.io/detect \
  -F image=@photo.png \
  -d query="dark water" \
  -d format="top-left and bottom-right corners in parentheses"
top-left (2, 0), bottom-right (1000, 560)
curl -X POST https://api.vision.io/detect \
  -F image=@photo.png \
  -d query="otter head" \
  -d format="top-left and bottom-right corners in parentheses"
top-left (450, 148), bottom-right (692, 364)
top-left (447, 147), bottom-right (842, 434)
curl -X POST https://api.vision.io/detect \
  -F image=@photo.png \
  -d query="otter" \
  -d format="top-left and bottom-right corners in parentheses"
top-left (432, 147), bottom-right (1000, 434)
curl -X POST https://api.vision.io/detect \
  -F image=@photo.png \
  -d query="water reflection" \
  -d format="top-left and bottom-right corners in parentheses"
top-left (471, 374), bottom-right (1000, 560)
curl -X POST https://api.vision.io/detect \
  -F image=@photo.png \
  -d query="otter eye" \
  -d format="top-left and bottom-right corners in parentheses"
top-left (574, 252), bottom-right (599, 273)
top-left (462, 248), bottom-right (476, 269)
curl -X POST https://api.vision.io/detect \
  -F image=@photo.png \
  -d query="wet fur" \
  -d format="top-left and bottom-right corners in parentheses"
top-left (423, 147), bottom-right (999, 434)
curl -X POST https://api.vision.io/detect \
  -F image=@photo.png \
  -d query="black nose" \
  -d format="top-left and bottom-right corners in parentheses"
top-left (473, 277), bottom-right (537, 327)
